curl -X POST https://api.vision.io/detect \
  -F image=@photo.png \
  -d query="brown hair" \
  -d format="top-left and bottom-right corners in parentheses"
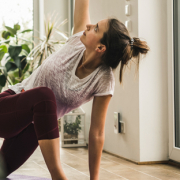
top-left (100, 17), bottom-right (150, 84)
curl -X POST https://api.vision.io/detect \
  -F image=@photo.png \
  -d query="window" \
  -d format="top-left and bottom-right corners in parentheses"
top-left (0, 0), bottom-right (33, 47)
top-left (173, 0), bottom-right (180, 148)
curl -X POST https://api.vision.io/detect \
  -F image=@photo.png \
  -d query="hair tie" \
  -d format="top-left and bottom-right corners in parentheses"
top-left (130, 38), bottom-right (134, 46)
top-left (130, 38), bottom-right (134, 50)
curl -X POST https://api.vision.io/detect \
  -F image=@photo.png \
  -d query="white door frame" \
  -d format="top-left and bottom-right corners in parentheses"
top-left (68, 0), bottom-right (74, 36)
top-left (167, 0), bottom-right (180, 162)
top-left (33, 0), bottom-right (44, 44)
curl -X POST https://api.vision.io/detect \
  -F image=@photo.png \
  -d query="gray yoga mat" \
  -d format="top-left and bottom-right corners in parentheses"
top-left (1, 174), bottom-right (51, 180)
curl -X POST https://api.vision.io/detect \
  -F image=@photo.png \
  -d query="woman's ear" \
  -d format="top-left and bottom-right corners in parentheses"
top-left (96, 45), bottom-right (106, 53)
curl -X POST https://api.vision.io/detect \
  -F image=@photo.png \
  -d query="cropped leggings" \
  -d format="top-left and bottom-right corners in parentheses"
top-left (0, 87), bottom-right (59, 176)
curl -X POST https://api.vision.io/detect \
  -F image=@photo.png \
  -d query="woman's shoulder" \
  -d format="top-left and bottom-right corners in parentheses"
top-left (92, 65), bottom-right (115, 97)
top-left (99, 64), bottom-right (115, 81)
top-left (94, 65), bottom-right (115, 91)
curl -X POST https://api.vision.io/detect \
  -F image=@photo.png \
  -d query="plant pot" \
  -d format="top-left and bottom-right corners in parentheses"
top-left (64, 133), bottom-right (78, 144)
top-left (71, 134), bottom-right (78, 144)
top-left (64, 133), bottom-right (72, 144)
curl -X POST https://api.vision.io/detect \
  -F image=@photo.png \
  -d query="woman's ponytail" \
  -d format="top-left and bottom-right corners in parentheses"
top-left (100, 18), bottom-right (150, 85)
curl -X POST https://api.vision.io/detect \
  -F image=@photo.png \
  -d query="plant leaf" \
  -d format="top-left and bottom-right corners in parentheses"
top-left (0, 45), bottom-right (8, 53)
top-left (21, 44), bottom-right (30, 54)
top-left (0, 39), bottom-right (11, 45)
top-left (0, 51), bottom-right (5, 61)
top-left (19, 55), bottom-right (27, 70)
top-left (2, 31), bottom-right (11, 39)
top-left (14, 57), bottom-right (21, 69)
top-left (56, 31), bottom-right (68, 40)
top-left (0, 67), bottom-right (7, 77)
top-left (5, 26), bottom-right (16, 35)
top-left (0, 45), bottom-right (7, 61)
top-left (8, 45), bottom-right (22, 59)
top-left (0, 74), bottom-right (6, 86)
top-left (5, 62), bottom-right (17, 72)
top-left (20, 29), bottom-right (32, 34)
top-left (14, 24), bottom-right (20, 31)
top-left (22, 62), bottom-right (30, 74)
top-left (0, 85), bottom-right (2, 93)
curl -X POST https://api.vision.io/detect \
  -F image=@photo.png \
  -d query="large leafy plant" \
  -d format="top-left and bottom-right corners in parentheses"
top-left (0, 24), bottom-right (32, 92)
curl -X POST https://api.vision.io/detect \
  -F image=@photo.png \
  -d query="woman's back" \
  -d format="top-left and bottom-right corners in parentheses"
top-left (9, 30), bottom-right (115, 119)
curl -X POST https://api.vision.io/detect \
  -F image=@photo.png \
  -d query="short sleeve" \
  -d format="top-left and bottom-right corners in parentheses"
top-left (93, 69), bottom-right (115, 97)
top-left (65, 30), bottom-right (84, 46)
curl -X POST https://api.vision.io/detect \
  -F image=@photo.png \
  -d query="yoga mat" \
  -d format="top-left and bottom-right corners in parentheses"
top-left (1, 174), bottom-right (51, 180)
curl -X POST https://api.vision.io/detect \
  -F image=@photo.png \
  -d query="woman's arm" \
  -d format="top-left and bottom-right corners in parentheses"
top-left (73, 0), bottom-right (91, 35)
top-left (89, 95), bottom-right (112, 180)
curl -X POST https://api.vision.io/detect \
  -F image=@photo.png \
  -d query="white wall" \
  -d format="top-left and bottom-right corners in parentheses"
top-left (82, 0), bottom-right (169, 163)
top-left (138, 0), bottom-right (168, 162)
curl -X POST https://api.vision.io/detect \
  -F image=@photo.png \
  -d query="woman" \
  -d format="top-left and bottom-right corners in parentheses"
top-left (0, 0), bottom-right (149, 180)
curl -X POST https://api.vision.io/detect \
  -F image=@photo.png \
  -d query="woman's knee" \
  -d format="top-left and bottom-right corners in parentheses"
top-left (33, 87), bottom-right (56, 102)
top-left (33, 87), bottom-right (57, 114)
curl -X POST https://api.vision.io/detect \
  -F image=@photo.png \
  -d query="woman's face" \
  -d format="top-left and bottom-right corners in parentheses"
top-left (80, 19), bottom-right (109, 52)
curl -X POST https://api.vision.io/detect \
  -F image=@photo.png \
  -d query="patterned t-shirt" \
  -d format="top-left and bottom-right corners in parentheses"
top-left (9, 30), bottom-right (115, 119)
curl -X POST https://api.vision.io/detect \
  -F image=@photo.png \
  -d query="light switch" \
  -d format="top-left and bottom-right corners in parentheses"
top-left (114, 112), bottom-right (125, 133)
top-left (125, 20), bottom-right (132, 32)
top-left (125, 5), bottom-right (131, 16)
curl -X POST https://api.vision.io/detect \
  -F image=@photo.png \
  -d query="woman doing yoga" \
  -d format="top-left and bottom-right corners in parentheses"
top-left (0, 0), bottom-right (149, 180)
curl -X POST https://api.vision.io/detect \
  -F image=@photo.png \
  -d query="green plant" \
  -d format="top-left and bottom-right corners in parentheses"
top-left (28, 13), bottom-right (68, 71)
top-left (0, 23), bottom-right (32, 92)
top-left (64, 115), bottom-right (82, 135)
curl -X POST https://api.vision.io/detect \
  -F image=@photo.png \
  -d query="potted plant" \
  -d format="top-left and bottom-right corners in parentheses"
top-left (0, 23), bottom-right (32, 92)
top-left (0, 13), bottom-right (68, 93)
top-left (64, 115), bottom-right (82, 144)
top-left (27, 13), bottom-right (68, 71)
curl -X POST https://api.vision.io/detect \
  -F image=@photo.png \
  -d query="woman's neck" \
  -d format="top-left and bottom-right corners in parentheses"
top-left (78, 50), bottom-right (103, 71)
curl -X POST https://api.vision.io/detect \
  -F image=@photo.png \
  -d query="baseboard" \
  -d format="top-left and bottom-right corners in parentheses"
top-left (102, 149), bottom-right (169, 165)
top-left (86, 144), bottom-right (179, 167)
top-left (137, 161), bottom-right (169, 165)
top-left (169, 159), bottom-right (180, 168)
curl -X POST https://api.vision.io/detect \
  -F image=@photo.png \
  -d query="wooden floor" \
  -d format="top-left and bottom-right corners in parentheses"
top-left (0, 138), bottom-right (180, 180)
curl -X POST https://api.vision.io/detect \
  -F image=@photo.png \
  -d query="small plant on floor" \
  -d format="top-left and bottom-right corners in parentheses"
top-left (64, 115), bottom-right (82, 144)
top-left (64, 115), bottom-right (82, 135)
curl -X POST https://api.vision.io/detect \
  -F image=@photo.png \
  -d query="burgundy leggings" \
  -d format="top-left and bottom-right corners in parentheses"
top-left (0, 87), bottom-right (59, 177)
